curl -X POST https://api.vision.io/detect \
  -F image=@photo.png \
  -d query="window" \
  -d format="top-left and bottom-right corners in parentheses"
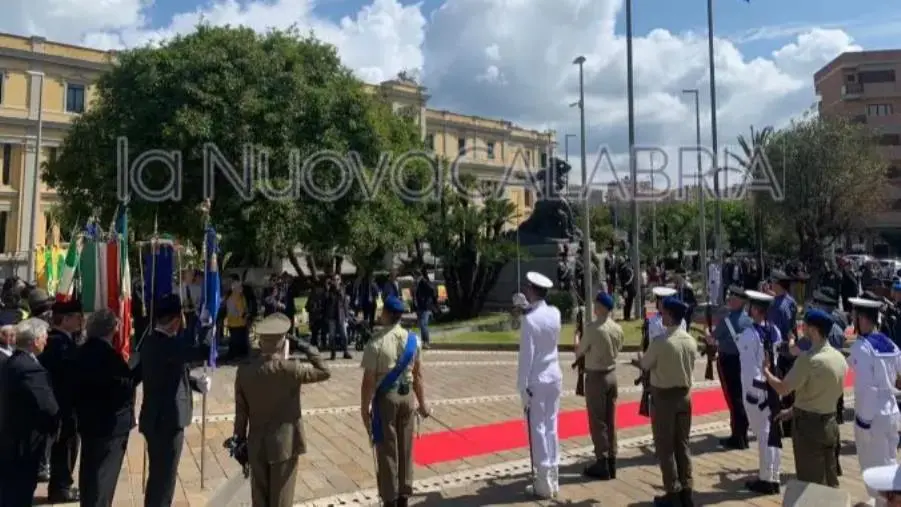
top-left (48, 147), bottom-right (58, 164)
top-left (44, 212), bottom-right (52, 241)
top-left (0, 211), bottom-right (8, 254)
top-left (867, 104), bottom-right (893, 116)
top-left (1, 144), bottom-right (10, 185)
top-left (65, 83), bottom-right (85, 113)
top-left (845, 73), bottom-right (857, 83)
top-left (486, 141), bottom-right (496, 159)
top-left (877, 133), bottom-right (901, 146)
top-left (540, 151), bottom-right (548, 168)
top-left (859, 70), bottom-right (896, 84)
top-left (0, 71), bottom-right (4, 104)
top-left (524, 189), bottom-right (533, 207)
top-left (457, 137), bottom-right (466, 155)
top-left (425, 133), bottom-right (435, 150)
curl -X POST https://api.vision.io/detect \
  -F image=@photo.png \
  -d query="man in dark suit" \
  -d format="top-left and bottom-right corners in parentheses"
top-left (75, 309), bottom-right (141, 507)
top-left (39, 299), bottom-right (84, 503)
top-left (0, 324), bottom-right (14, 364)
top-left (0, 318), bottom-right (58, 506)
top-left (137, 294), bottom-right (212, 507)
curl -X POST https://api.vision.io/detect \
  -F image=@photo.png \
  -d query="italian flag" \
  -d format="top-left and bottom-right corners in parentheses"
top-left (56, 239), bottom-right (82, 302)
top-left (115, 210), bottom-right (132, 361)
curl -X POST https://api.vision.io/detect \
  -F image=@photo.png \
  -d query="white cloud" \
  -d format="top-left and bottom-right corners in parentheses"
top-left (2, 0), bottom-right (863, 188)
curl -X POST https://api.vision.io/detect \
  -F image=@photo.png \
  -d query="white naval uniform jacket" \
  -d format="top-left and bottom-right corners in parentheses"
top-left (647, 313), bottom-right (686, 341)
top-left (517, 300), bottom-right (563, 394)
top-left (848, 333), bottom-right (901, 428)
top-left (737, 324), bottom-right (782, 405)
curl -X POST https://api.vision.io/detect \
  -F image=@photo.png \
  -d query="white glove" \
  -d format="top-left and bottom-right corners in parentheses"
top-left (283, 338), bottom-right (290, 359)
top-left (197, 375), bottom-right (212, 394)
top-left (520, 389), bottom-right (531, 411)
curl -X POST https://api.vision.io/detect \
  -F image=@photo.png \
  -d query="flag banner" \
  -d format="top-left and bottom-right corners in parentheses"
top-left (203, 226), bottom-right (221, 368)
top-left (57, 239), bottom-right (82, 302)
top-left (114, 208), bottom-right (132, 361)
top-left (80, 239), bottom-right (102, 312)
top-left (142, 242), bottom-right (176, 313)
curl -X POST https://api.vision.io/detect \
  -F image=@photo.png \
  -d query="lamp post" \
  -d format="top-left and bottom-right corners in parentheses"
top-left (25, 70), bottom-right (44, 282)
top-left (625, 0), bottom-right (641, 319)
top-left (573, 55), bottom-right (593, 320)
top-left (707, 0), bottom-right (723, 263)
top-left (683, 88), bottom-right (708, 299)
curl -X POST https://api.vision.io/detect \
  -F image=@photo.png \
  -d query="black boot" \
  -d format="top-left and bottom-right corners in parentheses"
top-left (48, 488), bottom-right (80, 503)
top-left (607, 456), bottom-right (617, 479)
top-left (583, 459), bottom-right (611, 480)
top-left (397, 497), bottom-right (409, 507)
top-left (745, 479), bottom-right (780, 495)
top-left (719, 436), bottom-right (749, 450)
top-left (653, 492), bottom-right (683, 506)
top-left (679, 489), bottom-right (695, 507)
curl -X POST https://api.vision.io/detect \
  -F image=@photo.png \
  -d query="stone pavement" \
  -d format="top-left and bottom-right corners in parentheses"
top-left (34, 349), bottom-right (876, 506)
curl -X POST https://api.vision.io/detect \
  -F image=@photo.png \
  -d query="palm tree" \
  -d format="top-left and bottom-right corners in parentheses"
top-left (730, 125), bottom-right (774, 272)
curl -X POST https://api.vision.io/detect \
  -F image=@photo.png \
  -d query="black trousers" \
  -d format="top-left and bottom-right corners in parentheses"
top-left (227, 326), bottom-right (250, 360)
top-left (79, 434), bottom-right (128, 507)
top-left (716, 354), bottom-right (748, 440)
top-left (362, 303), bottom-right (376, 328)
top-left (49, 419), bottom-right (79, 494)
top-left (143, 429), bottom-right (185, 507)
top-left (0, 438), bottom-right (45, 506)
top-left (623, 291), bottom-right (636, 320)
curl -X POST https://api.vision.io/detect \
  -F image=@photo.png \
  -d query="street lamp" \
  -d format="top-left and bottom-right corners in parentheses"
top-left (683, 89), bottom-right (708, 300)
top-left (572, 55), bottom-right (593, 321)
top-left (25, 70), bottom-right (45, 282)
top-left (707, 0), bottom-right (723, 263)
top-left (625, 0), bottom-right (641, 320)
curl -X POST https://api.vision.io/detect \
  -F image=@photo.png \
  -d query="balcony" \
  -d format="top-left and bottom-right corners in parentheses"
top-left (842, 83), bottom-right (864, 99)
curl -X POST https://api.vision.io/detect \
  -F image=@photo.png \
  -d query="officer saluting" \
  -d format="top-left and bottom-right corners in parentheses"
top-left (706, 285), bottom-right (752, 450)
top-left (39, 298), bottom-right (84, 503)
top-left (518, 272), bottom-right (563, 499)
top-left (847, 296), bottom-right (901, 507)
top-left (234, 313), bottom-right (330, 507)
top-left (574, 291), bottom-right (623, 480)
top-left (634, 296), bottom-right (696, 507)
top-left (739, 290), bottom-right (783, 495)
top-left (137, 294), bottom-right (212, 507)
top-left (763, 309), bottom-right (847, 487)
top-left (360, 295), bottom-right (430, 507)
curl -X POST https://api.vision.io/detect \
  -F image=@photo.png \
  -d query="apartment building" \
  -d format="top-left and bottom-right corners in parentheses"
top-left (0, 33), bottom-right (115, 266)
top-left (815, 50), bottom-right (901, 233)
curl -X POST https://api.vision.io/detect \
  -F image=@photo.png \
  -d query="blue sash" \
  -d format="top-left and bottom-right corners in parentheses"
top-left (370, 332), bottom-right (418, 444)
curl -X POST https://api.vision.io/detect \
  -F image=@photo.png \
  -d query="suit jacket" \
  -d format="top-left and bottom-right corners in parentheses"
top-left (38, 328), bottom-right (79, 425)
top-left (74, 337), bottom-right (141, 438)
top-left (0, 350), bottom-right (59, 457)
top-left (233, 349), bottom-right (331, 464)
top-left (138, 329), bottom-right (202, 434)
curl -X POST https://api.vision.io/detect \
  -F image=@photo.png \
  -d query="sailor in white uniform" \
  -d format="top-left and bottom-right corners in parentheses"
top-left (517, 271), bottom-right (563, 499)
top-left (648, 287), bottom-right (687, 340)
top-left (848, 297), bottom-right (901, 507)
top-left (738, 290), bottom-right (784, 495)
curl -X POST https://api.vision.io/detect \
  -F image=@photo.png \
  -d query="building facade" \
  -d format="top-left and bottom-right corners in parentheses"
top-left (815, 50), bottom-right (901, 233)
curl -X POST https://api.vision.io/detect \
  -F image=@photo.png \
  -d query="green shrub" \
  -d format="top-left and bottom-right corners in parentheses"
top-left (547, 291), bottom-right (575, 322)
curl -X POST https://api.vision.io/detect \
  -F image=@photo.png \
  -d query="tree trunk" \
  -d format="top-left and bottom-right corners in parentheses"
top-left (286, 248), bottom-right (304, 277)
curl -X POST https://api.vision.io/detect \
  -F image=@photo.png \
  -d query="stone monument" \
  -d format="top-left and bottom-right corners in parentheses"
top-left (485, 157), bottom-right (600, 309)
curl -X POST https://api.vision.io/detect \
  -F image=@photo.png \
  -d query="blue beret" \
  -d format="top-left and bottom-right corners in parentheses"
top-left (596, 291), bottom-right (614, 310)
top-left (662, 296), bottom-right (688, 316)
top-left (154, 294), bottom-right (182, 319)
top-left (893, 281), bottom-right (901, 292)
top-left (383, 295), bottom-right (406, 313)
top-left (803, 308), bottom-right (833, 329)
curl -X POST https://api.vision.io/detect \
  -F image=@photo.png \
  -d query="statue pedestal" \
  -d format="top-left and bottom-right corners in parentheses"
top-left (484, 239), bottom-right (588, 310)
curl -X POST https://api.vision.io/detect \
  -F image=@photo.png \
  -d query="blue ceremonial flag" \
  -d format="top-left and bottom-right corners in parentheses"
top-left (202, 226), bottom-right (221, 368)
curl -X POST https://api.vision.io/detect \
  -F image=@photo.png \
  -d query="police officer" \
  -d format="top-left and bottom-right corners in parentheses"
top-left (739, 290), bottom-right (783, 495)
top-left (361, 295), bottom-right (430, 507)
top-left (705, 285), bottom-right (752, 450)
top-left (847, 296), bottom-right (901, 507)
top-left (763, 309), bottom-right (847, 487)
top-left (767, 270), bottom-right (798, 437)
top-left (517, 272), bottom-right (563, 499)
top-left (39, 299), bottom-right (84, 503)
top-left (138, 294), bottom-right (212, 507)
top-left (635, 296), bottom-right (696, 507)
top-left (234, 313), bottom-right (331, 507)
top-left (574, 291), bottom-right (623, 480)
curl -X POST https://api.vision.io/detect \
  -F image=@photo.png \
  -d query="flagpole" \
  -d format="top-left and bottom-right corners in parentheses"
top-left (142, 212), bottom-right (159, 494)
top-left (200, 199), bottom-right (211, 489)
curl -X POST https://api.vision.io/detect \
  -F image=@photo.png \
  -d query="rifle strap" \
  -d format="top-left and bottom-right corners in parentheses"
top-left (724, 317), bottom-right (738, 343)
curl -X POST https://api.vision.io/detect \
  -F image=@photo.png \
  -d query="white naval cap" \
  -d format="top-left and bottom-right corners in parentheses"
top-left (863, 464), bottom-right (901, 492)
top-left (652, 287), bottom-right (676, 297)
top-left (849, 297), bottom-right (883, 309)
top-left (526, 271), bottom-right (553, 289)
top-left (744, 290), bottom-right (774, 303)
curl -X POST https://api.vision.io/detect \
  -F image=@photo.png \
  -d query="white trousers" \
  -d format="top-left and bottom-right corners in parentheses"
top-left (743, 398), bottom-right (781, 483)
top-left (527, 381), bottom-right (561, 496)
top-left (855, 413), bottom-right (900, 506)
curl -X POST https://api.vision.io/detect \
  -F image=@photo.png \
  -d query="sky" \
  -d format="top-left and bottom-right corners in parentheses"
top-left (4, 0), bottom-right (900, 189)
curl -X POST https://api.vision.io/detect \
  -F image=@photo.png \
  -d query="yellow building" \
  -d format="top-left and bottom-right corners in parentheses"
top-left (0, 32), bottom-right (115, 274)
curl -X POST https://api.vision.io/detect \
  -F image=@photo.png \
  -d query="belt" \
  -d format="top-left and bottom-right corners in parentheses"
top-left (794, 408), bottom-right (835, 420)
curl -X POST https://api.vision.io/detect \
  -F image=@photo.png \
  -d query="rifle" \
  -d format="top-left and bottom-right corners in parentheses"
top-left (574, 307), bottom-right (585, 397)
top-left (701, 303), bottom-right (716, 380)
top-left (634, 315), bottom-right (651, 417)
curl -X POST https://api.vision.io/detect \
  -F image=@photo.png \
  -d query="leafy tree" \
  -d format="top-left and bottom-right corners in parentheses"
top-left (43, 25), bottom-right (425, 272)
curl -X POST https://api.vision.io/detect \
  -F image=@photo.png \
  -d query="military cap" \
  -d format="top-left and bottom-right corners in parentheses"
top-left (652, 286), bottom-right (677, 298)
top-left (863, 464), bottom-right (901, 492)
top-left (383, 295), bottom-right (406, 314)
top-left (849, 297), bottom-right (882, 310)
top-left (27, 288), bottom-right (53, 314)
top-left (595, 291), bottom-right (614, 310)
top-left (745, 290), bottom-right (774, 307)
top-left (254, 313), bottom-right (291, 342)
top-left (812, 288), bottom-right (838, 306)
top-left (769, 270), bottom-right (791, 282)
top-left (51, 299), bottom-right (83, 315)
top-left (894, 280), bottom-right (901, 292)
top-left (803, 308), bottom-right (833, 329)
top-left (154, 294), bottom-right (183, 319)
top-left (727, 285), bottom-right (747, 299)
top-left (661, 296), bottom-right (688, 319)
top-left (526, 271), bottom-right (553, 289)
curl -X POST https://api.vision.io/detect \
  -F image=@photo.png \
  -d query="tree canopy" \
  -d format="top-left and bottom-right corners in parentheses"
top-left (44, 25), bottom-right (427, 272)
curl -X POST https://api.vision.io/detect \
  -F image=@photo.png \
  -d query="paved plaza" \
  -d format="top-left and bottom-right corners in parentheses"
top-left (35, 349), bottom-right (876, 506)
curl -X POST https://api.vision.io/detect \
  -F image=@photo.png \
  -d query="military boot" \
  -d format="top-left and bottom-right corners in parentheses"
top-left (583, 459), bottom-right (611, 480)
top-left (679, 488), bottom-right (695, 507)
top-left (607, 456), bottom-right (617, 479)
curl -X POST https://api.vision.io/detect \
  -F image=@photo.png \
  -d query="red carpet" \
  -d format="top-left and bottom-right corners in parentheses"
top-left (414, 373), bottom-right (856, 466)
